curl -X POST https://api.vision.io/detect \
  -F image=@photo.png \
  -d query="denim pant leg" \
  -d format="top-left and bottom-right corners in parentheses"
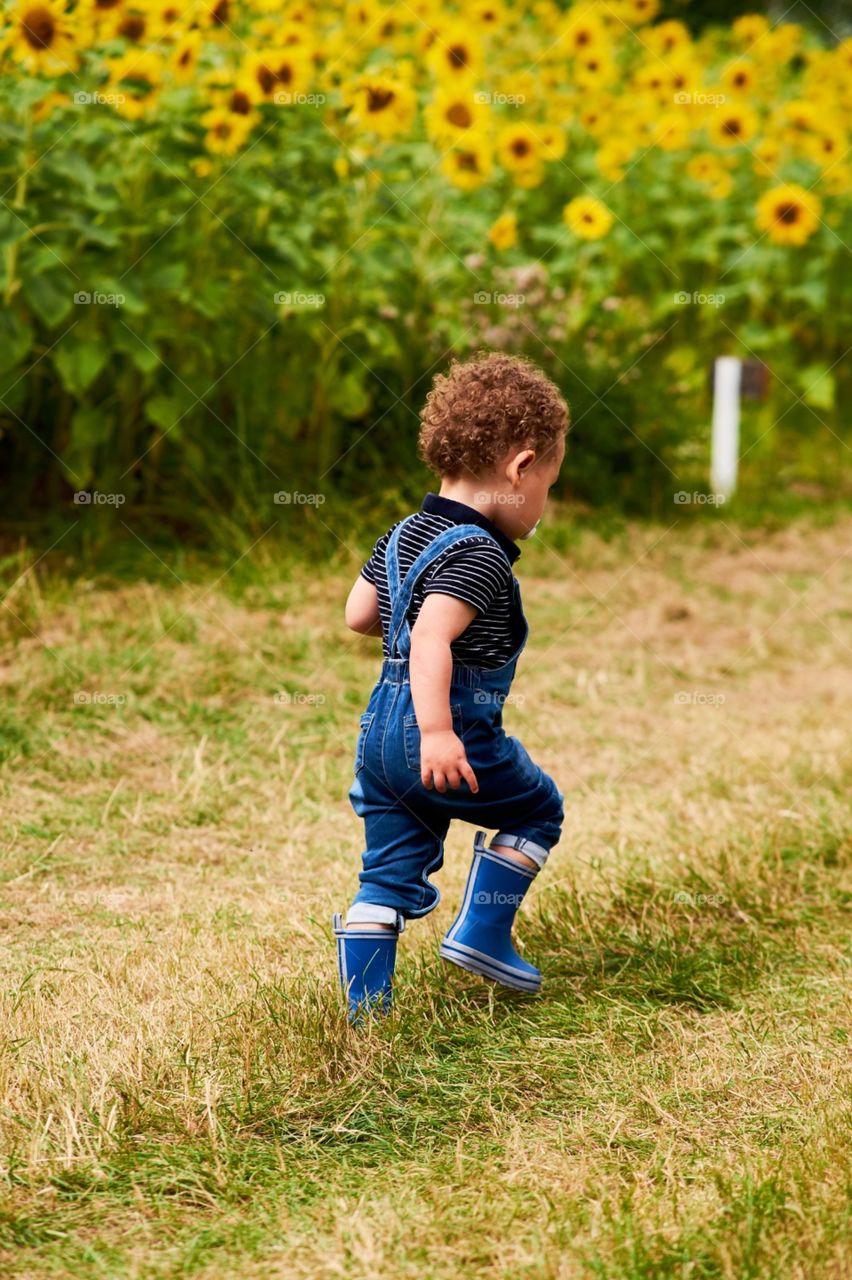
top-left (349, 769), bottom-right (452, 920)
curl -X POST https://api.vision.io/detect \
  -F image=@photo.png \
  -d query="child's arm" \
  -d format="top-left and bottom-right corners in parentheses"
top-left (410, 595), bottom-right (479, 794)
top-left (345, 576), bottom-right (382, 636)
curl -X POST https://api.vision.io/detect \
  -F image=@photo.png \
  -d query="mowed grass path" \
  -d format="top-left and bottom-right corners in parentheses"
top-left (1, 513), bottom-right (850, 1279)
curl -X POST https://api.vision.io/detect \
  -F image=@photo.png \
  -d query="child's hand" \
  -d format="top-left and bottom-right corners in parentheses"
top-left (420, 730), bottom-right (479, 794)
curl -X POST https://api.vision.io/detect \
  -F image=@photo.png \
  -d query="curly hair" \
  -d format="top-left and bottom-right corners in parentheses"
top-left (418, 352), bottom-right (569, 479)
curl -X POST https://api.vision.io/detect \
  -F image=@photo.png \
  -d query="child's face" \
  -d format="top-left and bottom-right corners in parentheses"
top-left (490, 435), bottom-right (565, 541)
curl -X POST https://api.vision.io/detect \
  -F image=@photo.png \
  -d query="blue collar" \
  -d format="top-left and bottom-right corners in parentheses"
top-left (421, 492), bottom-right (520, 564)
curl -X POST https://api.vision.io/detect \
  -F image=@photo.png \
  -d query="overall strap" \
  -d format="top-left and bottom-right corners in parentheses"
top-left (384, 518), bottom-right (509, 660)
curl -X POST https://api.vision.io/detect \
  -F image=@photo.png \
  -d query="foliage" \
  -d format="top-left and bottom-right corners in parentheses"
top-left (0, 1), bottom-right (849, 526)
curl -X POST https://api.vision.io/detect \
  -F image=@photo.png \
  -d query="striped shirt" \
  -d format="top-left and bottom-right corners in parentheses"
top-left (360, 493), bottom-right (523, 669)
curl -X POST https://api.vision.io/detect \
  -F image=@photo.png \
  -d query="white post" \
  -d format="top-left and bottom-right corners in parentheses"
top-left (711, 356), bottom-right (741, 500)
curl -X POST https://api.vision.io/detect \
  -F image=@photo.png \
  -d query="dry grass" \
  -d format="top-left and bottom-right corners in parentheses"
top-left (0, 511), bottom-right (850, 1278)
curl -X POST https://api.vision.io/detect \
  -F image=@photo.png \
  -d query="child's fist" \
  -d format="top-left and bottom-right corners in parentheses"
top-left (419, 729), bottom-right (479, 794)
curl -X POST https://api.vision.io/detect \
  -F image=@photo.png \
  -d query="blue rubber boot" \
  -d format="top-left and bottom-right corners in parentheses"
top-left (440, 831), bottom-right (541, 993)
top-left (332, 913), bottom-right (398, 1022)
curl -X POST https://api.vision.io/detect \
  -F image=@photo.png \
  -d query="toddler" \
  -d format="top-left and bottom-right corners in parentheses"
top-left (333, 351), bottom-right (567, 1019)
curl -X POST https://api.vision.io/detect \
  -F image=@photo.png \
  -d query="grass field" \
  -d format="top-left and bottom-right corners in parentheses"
top-left (1, 510), bottom-right (850, 1279)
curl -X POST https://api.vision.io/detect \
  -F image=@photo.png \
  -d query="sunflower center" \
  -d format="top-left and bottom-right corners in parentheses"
top-left (178, 48), bottom-right (193, 67)
top-left (211, 0), bottom-right (230, 25)
top-left (448, 44), bottom-right (468, 70)
top-left (95, 0), bottom-right (122, 9)
top-left (722, 118), bottom-right (741, 136)
top-left (276, 62), bottom-right (294, 85)
top-left (118, 14), bottom-right (147, 41)
top-left (511, 138), bottom-right (531, 157)
top-left (22, 6), bottom-right (56, 49)
top-left (257, 65), bottom-right (276, 93)
top-left (213, 121), bottom-right (232, 139)
top-left (229, 90), bottom-right (252, 115)
top-left (776, 202), bottom-right (801, 224)
top-left (457, 151), bottom-right (480, 172)
top-left (367, 86), bottom-right (395, 112)
top-left (447, 103), bottom-right (473, 128)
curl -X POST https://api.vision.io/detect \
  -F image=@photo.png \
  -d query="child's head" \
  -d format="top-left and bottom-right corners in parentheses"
top-left (418, 351), bottom-right (568, 540)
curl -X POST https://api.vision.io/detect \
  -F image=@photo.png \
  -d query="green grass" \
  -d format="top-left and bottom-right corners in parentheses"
top-left (0, 512), bottom-right (850, 1278)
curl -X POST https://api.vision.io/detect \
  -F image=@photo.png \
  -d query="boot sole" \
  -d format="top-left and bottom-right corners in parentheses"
top-left (439, 942), bottom-right (541, 993)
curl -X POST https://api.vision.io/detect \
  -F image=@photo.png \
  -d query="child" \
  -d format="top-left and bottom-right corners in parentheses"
top-left (334, 351), bottom-right (567, 1019)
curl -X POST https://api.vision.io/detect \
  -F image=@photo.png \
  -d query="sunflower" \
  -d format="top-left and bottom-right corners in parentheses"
top-left (497, 123), bottom-right (541, 174)
top-left (108, 49), bottom-right (164, 119)
top-left (708, 105), bottom-right (758, 148)
top-left (645, 19), bottom-right (691, 57)
top-left (171, 29), bottom-right (202, 85)
top-left (110, 6), bottom-right (150, 44)
top-left (805, 129), bottom-right (848, 169)
top-left (201, 105), bottom-right (253, 155)
top-left (574, 50), bottom-right (616, 90)
top-left (6, 0), bottom-right (77, 74)
top-left (595, 136), bottom-right (634, 182)
top-left (204, 0), bottom-right (233, 31)
top-left (653, 111), bottom-right (691, 152)
top-left (424, 86), bottom-right (488, 144)
top-left (440, 137), bottom-right (493, 190)
top-left (721, 61), bottom-right (755, 96)
top-left (563, 195), bottom-right (613, 240)
top-left (263, 49), bottom-right (313, 103)
top-left (488, 211), bottom-right (517, 250)
top-left (470, 0), bottom-right (507, 29)
top-left (559, 9), bottom-right (607, 57)
top-left (210, 84), bottom-right (261, 130)
top-left (732, 14), bottom-right (769, 48)
top-left (618, 0), bottom-right (659, 26)
top-left (538, 123), bottom-right (566, 162)
top-left (752, 136), bottom-right (783, 176)
top-left (755, 183), bottom-right (821, 246)
top-left (428, 24), bottom-right (481, 83)
top-left (347, 74), bottom-right (416, 138)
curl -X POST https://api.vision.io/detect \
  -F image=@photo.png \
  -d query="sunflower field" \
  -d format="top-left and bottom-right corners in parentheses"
top-left (0, 1), bottom-right (850, 524)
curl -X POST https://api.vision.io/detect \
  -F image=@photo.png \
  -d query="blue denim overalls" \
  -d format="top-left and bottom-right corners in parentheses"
top-left (346, 518), bottom-right (564, 930)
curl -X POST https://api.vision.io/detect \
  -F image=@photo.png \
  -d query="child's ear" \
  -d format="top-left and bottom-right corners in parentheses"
top-left (508, 448), bottom-right (536, 484)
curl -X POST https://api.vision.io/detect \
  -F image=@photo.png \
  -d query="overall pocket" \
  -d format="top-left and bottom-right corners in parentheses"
top-left (403, 704), bottom-right (463, 771)
top-left (354, 711), bottom-right (375, 775)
